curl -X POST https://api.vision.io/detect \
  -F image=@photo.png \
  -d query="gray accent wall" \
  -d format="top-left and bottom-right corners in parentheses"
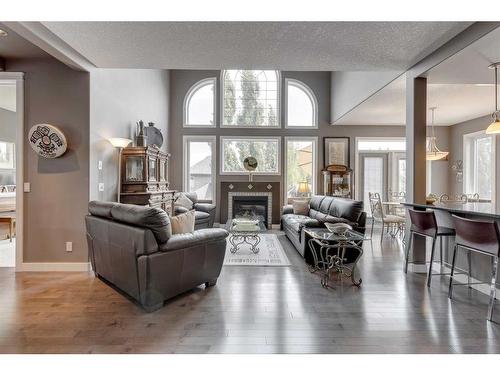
top-left (6, 57), bottom-right (90, 263)
top-left (89, 69), bottom-right (170, 202)
top-left (169, 69), bottom-right (432, 223)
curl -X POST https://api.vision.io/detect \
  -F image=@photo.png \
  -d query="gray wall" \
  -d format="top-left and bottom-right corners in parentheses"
top-left (7, 57), bottom-right (90, 263)
top-left (169, 70), bottom-right (425, 223)
top-left (0, 108), bottom-right (17, 143)
top-left (89, 69), bottom-right (170, 201)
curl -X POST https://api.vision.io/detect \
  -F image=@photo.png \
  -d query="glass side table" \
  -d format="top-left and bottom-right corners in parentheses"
top-left (303, 228), bottom-right (367, 288)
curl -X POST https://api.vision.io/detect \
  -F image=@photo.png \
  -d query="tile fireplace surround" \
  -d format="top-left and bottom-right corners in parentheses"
top-left (219, 182), bottom-right (281, 226)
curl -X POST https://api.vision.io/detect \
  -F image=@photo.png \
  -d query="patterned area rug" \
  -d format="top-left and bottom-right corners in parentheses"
top-left (223, 233), bottom-right (291, 267)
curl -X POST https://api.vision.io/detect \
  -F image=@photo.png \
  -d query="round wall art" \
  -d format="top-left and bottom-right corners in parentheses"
top-left (28, 124), bottom-right (67, 158)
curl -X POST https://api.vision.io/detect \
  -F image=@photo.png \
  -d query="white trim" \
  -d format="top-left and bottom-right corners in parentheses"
top-left (0, 72), bottom-right (24, 272)
top-left (220, 136), bottom-right (281, 175)
top-left (183, 77), bottom-right (217, 128)
top-left (463, 130), bottom-right (496, 205)
top-left (183, 135), bottom-right (217, 201)
top-left (220, 70), bottom-right (281, 129)
top-left (284, 136), bottom-right (318, 204)
top-left (284, 78), bottom-right (318, 129)
top-left (20, 262), bottom-right (91, 272)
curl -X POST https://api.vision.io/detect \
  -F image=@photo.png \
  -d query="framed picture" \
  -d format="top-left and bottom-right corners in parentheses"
top-left (323, 137), bottom-right (349, 167)
top-left (0, 141), bottom-right (15, 169)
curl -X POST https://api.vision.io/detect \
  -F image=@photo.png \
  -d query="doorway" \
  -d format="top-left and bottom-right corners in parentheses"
top-left (0, 73), bottom-right (23, 269)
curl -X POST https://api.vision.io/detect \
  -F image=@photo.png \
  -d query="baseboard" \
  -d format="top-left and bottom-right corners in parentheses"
top-left (19, 262), bottom-right (91, 272)
top-left (271, 224), bottom-right (280, 230)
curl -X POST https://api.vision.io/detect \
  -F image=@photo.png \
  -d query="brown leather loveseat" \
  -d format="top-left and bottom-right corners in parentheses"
top-left (85, 201), bottom-right (228, 312)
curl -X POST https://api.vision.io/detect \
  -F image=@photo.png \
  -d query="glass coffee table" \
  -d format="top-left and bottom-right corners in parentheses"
top-left (303, 228), bottom-right (367, 288)
top-left (225, 217), bottom-right (267, 254)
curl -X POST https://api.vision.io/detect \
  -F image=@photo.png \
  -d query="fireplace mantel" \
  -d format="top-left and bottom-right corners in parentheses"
top-left (220, 182), bottom-right (281, 225)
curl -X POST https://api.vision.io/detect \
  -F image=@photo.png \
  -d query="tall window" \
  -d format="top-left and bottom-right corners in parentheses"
top-left (221, 137), bottom-right (280, 174)
top-left (183, 136), bottom-right (216, 201)
top-left (222, 70), bottom-right (280, 127)
top-left (285, 79), bottom-right (318, 128)
top-left (183, 78), bottom-right (216, 127)
top-left (285, 137), bottom-right (317, 201)
top-left (464, 131), bottom-right (495, 201)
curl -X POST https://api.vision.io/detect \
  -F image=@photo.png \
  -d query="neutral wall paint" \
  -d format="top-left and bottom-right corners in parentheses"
top-left (0, 108), bottom-right (17, 143)
top-left (169, 70), bottom-right (449, 222)
top-left (89, 69), bottom-right (170, 201)
top-left (6, 57), bottom-right (90, 263)
top-left (330, 70), bottom-right (402, 123)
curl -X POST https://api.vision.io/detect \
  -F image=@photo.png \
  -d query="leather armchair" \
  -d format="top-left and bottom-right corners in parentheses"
top-left (174, 192), bottom-right (216, 229)
top-left (86, 201), bottom-right (228, 312)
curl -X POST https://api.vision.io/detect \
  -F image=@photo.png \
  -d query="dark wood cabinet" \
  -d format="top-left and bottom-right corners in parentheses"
top-left (322, 164), bottom-right (352, 198)
top-left (119, 146), bottom-right (175, 215)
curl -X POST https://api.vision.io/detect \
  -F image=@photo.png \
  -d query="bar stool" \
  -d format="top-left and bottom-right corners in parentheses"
top-left (405, 209), bottom-right (456, 287)
top-left (449, 215), bottom-right (500, 321)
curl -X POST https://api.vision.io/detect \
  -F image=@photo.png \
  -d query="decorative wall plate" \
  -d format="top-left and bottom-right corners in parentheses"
top-left (28, 124), bottom-right (67, 158)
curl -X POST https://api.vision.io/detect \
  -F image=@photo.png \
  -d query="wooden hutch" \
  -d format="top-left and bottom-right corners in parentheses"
top-left (322, 164), bottom-right (353, 198)
top-left (119, 146), bottom-right (176, 215)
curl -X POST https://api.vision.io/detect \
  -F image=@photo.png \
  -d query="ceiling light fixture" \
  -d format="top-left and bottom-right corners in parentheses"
top-left (0, 29), bottom-right (8, 37)
top-left (486, 62), bottom-right (500, 134)
top-left (426, 106), bottom-right (449, 161)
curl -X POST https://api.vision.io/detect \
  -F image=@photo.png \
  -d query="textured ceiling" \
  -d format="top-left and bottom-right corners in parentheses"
top-left (0, 23), bottom-right (48, 59)
top-left (335, 26), bottom-right (500, 127)
top-left (40, 21), bottom-right (472, 70)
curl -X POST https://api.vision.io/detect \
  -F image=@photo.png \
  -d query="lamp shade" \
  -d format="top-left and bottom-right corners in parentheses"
top-left (486, 118), bottom-right (500, 134)
top-left (426, 137), bottom-right (449, 161)
top-left (297, 181), bottom-right (311, 194)
top-left (109, 138), bottom-right (132, 148)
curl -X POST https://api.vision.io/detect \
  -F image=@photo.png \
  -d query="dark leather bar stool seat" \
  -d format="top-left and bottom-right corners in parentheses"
top-left (405, 209), bottom-right (457, 287)
top-left (449, 215), bottom-right (500, 321)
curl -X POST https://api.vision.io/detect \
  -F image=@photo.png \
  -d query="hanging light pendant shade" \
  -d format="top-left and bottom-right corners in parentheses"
top-left (486, 62), bottom-right (500, 134)
top-left (426, 106), bottom-right (449, 161)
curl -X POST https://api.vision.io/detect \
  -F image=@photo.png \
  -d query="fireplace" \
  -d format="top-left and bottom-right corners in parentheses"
top-left (232, 196), bottom-right (269, 227)
top-left (227, 191), bottom-right (273, 228)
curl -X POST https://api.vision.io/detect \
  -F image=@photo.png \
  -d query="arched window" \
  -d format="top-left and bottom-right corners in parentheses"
top-left (285, 79), bottom-right (318, 128)
top-left (222, 70), bottom-right (280, 127)
top-left (183, 78), bottom-right (216, 127)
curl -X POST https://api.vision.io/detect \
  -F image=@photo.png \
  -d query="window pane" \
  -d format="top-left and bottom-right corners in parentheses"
top-left (223, 70), bottom-right (279, 127)
top-left (287, 82), bottom-right (315, 127)
top-left (476, 137), bottom-right (492, 199)
top-left (363, 157), bottom-right (384, 214)
top-left (398, 159), bottom-right (406, 194)
top-left (186, 80), bottom-right (214, 126)
top-left (286, 140), bottom-right (315, 198)
top-left (187, 140), bottom-right (213, 200)
top-left (222, 138), bottom-right (279, 173)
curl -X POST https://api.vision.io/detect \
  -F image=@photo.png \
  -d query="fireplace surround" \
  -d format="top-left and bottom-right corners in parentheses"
top-left (230, 193), bottom-right (271, 228)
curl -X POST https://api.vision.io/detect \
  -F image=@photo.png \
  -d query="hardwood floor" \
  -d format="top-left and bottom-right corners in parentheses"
top-left (0, 229), bottom-right (499, 354)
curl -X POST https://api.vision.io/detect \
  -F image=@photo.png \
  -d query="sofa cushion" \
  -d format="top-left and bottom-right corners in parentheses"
top-left (175, 193), bottom-right (194, 210)
top-left (282, 214), bottom-right (319, 233)
top-left (163, 228), bottom-right (228, 252)
top-left (170, 210), bottom-right (195, 234)
top-left (309, 196), bottom-right (324, 211)
top-left (110, 203), bottom-right (172, 244)
top-left (328, 197), bottom-right (364, 223)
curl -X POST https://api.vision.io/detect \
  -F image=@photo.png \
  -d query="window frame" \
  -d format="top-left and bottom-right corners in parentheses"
top-left (463, 130), bottom-right (496, 203)
top-left (284, 136), bottom-right (318, 204)
top-left (220, 136), bottom-right (281, 175)
top-left (183, 135), bottom-right (217, 202)
top-left (183, 77), bottom-right (217, 128)
top-left (220, 70), bottom-right (281, 129)
top-left (284, 78), bottom-right (318, 129)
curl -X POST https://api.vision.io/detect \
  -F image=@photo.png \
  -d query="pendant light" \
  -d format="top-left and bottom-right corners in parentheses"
top-left (486, 62), bottom-right (500, 134)
top-left (426, 106), bottom-right (449, 161)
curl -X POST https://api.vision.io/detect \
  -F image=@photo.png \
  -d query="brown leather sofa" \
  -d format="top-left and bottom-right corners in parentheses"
top-left (174, 192), bottom-right (216, 229)
top-left (281, 195), bottom-right (366, 264)
top-left (85, 201), bottom-right (228, 312)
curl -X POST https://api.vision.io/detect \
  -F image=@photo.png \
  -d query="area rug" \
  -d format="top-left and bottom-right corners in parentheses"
top-left (223, 233), bottom-right (291, 267)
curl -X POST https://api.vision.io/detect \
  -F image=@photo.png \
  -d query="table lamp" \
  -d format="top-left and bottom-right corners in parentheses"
top-left (297, 181), bottom-right (311, 197)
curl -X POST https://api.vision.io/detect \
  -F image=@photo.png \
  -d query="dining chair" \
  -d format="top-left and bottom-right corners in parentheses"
top-left (368, 192), bottom-right (405, 242)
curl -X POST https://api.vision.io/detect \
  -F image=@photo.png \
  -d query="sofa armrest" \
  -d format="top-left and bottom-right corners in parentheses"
top-left (282, 205), bottom-right (294, 215)
top-left (302, 218), bottom-right (320, 228)
top-left (174, 205), bottom-right (189, 215)
top-left (194, 202), bottom-right (216, 214)
top-left (162, 228), bottom-right (228, 252)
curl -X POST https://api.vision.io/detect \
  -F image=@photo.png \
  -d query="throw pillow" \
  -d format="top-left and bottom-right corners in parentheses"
top-left (293, 200), bottom-right (310, 216)
top-left (170, 210), bottom-right (195, 235)
top-left (175, 193), bottom-right (194, 210)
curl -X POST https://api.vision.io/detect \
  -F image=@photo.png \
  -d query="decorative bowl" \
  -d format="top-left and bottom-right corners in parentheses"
top-left (325, 222), bottom-right (352, 235)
